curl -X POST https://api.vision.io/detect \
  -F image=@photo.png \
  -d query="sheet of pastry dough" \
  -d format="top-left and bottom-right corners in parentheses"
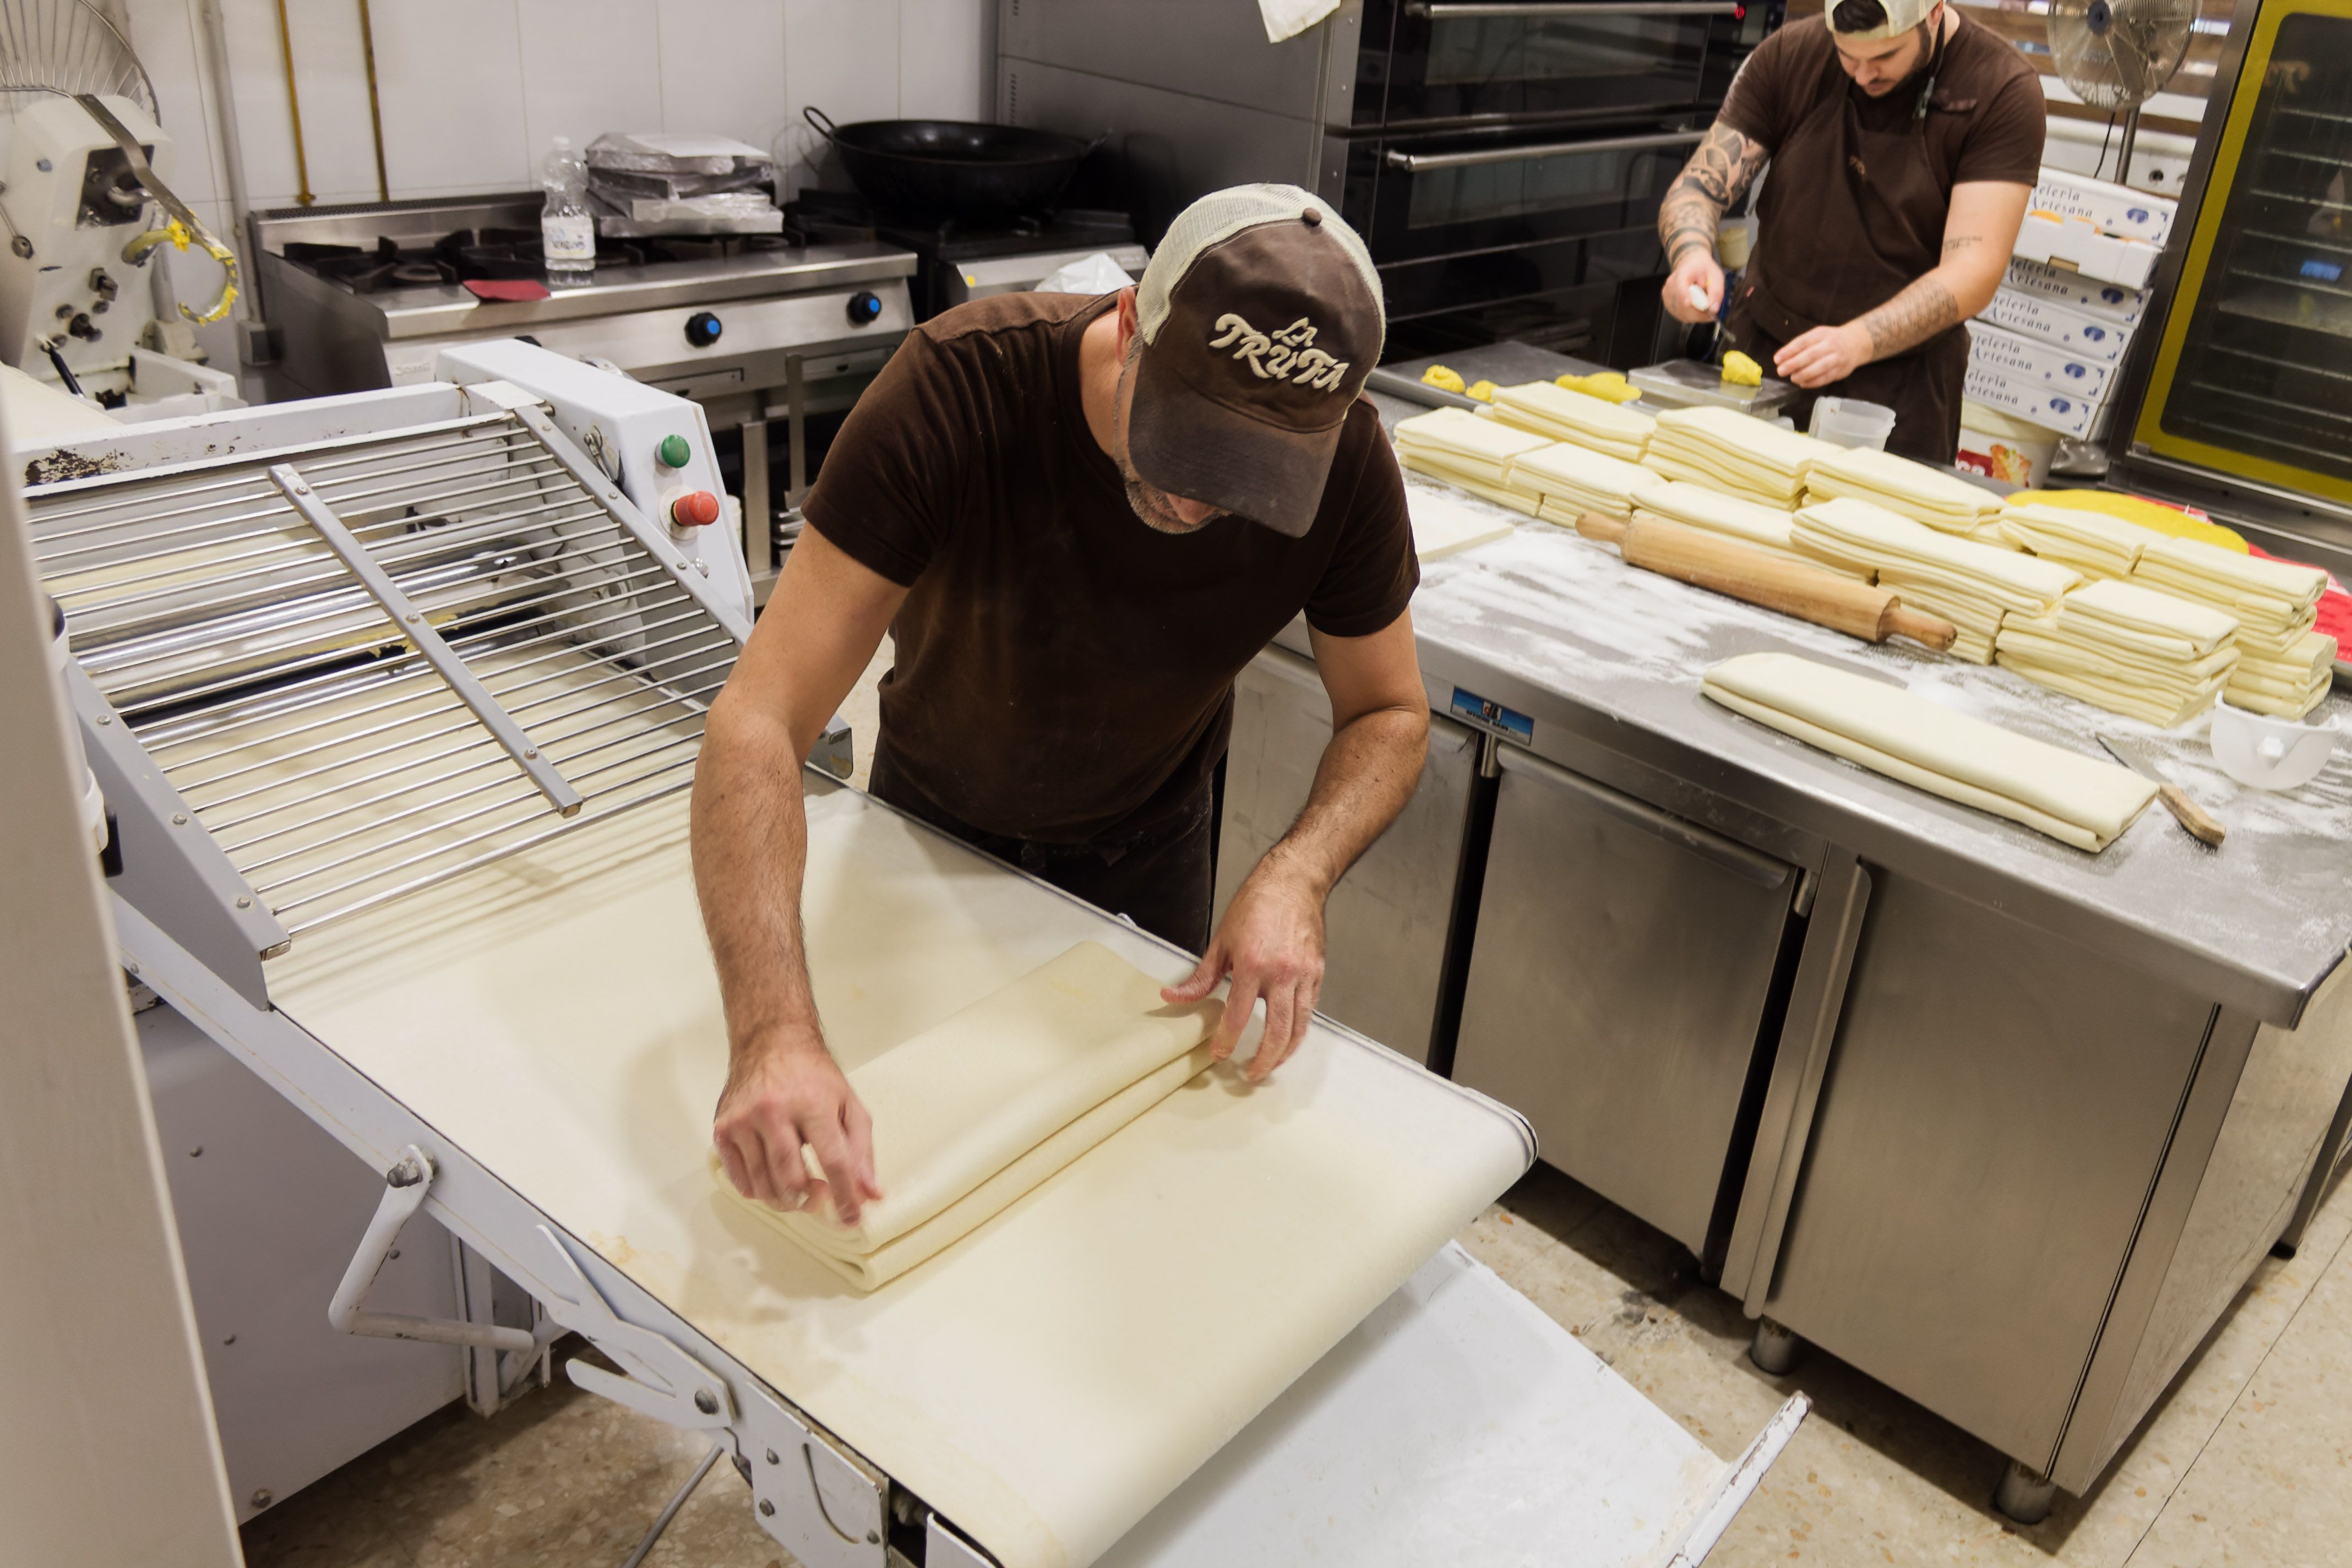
top-left (721, 942), bottom-right (1219, 1290)
top-left (1505, 443), bottom-right (1658, 522)
top-left (2047, 578), bottom-right (2239, 657)
top-left (1392, 406), bottom-right (1551, 485)
top-left (1406, 487), bottom-right (1518, 560)
top-left (2132, 535), bottom-right (2328, 625)
top-left (1794, 498), bottom-right (2078, 614)
top-left (266, 792), bottom-right (1533, 1568)
top-left (1999, 502), bottom-right (2152, 579)
top-left (1480, 382), bottom-right (1654, 461)
top-left (1398, 448), bottom-right (1535, 513)
top-left (1702, 651), bottom-right (2156, 850)
top-left (1803, 446), bottom-right (2002, 532)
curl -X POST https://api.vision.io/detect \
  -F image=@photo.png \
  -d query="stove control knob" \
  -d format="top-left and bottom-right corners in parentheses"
top-left (669, 490), bottom-right (722, 529)
top-left (684, 311), bottom-right (723, 348)
top-left (847, 290), bottom-right (883, 326)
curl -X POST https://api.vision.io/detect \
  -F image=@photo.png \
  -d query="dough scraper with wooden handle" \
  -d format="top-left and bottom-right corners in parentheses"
top-left (2097, 732), bottom-right (2227, 847)
top-left (1576, 513), bottom-right (1959, 652)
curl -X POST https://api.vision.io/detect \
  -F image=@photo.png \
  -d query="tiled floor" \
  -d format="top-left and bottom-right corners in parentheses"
top-left (242, 1159), bottom-right (2352, 1568)
top-left (241, 650), bottom-right (2352, 1566)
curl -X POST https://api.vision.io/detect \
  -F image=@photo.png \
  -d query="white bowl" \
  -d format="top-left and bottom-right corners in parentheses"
top-left (2209, 701), bottom-right (2339, 791)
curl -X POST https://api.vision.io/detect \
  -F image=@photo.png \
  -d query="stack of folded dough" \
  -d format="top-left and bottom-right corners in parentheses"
top-left (1504, 442), bottom-right (1660, 525)
top-left (1479, 381), bottom-right (1655, 461)
top-left (1999, 502), bottom-right (2153, 580)
top-left (1803, 446), bottom-right (2003, 534)
top-left (1642, 406), bottom-right (1833, 509)
top-left (1792, 497), bottom-right (2081, 662)
top-left (1702, 651), bottom-right (2158, 852)
top-left (1630, 480), bottom-right (1865, 579)
top-left (1994, 578), bottom-right (2242, 726)
top-left (2132, 536), bottom-right (2338, 717)
top-left (724, 942), bottom-right (1218, 1291)
top-left (1392, 407), bottom-right (1553, 510)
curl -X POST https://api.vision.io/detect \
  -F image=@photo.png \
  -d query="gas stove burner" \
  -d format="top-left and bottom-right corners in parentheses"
top-left (282, 226), bottom-right (800, 294)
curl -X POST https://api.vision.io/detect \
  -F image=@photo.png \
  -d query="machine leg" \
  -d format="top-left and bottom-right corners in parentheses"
top-left (1749, 1316), bottom-right (1804, 1375)
top-left (1995, 1460), bottom-right (2059, 1525)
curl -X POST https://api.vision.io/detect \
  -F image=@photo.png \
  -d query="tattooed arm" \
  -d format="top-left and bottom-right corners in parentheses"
top-left (1659, 120), bottom-right (1771, 324)
top-left (1774, 181), bottom-right (2033, 389)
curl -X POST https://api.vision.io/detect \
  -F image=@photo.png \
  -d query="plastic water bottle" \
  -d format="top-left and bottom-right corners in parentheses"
top-left (540, 137), bottom-right (595, 290)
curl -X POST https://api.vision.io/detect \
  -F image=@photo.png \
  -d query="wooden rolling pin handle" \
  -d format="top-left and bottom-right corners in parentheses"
top-left (2159, 782), bottom-right (2227, 847)
top-left (1575, 511), bottom-right (1629, 545)
top-left (1881, 600), bottom-right (1960, 652)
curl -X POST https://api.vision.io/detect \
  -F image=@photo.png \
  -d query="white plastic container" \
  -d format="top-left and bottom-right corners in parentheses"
top-left (2209, 703), bottom-right (2339, 791)
top-left (1955, 400), bottom-right (2060, 487)
top-left (1806, 396), bottom-right (1897, 450)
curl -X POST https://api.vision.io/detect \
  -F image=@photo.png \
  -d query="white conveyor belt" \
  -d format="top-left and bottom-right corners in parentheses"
top-left (263, 782), bottom-right (1543, 1567)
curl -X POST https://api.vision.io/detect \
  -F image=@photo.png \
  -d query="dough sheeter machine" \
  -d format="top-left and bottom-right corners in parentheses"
top-left (23, 340), bottom-right (1805, 1567)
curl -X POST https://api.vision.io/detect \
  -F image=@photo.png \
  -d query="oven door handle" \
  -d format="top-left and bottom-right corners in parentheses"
top-left (1406, 2), bottom-right (1741, 17)
top-left (1384, 129), bottom-right (1707, 172)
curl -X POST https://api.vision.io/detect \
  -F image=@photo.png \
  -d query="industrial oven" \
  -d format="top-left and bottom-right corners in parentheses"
top-left (21, 340), bottom-right (1806, 1560)
top-left (998, 0), bottom-right (1777, 363)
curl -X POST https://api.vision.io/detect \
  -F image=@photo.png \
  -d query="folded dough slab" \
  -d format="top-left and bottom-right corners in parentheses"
top-left (264, 788), bottom-right (1549, 1568)
top-left (1702, 652), bottom-right (2157, 851)
top-left (1793, 497), bottom-right (2079, 663)
top-left (1803, 447), bottom-right (2002, 535)
top-left (1994, 578), bottom-right (2242, 727)
top-left (1481, 380), bottom-right (1654, 461)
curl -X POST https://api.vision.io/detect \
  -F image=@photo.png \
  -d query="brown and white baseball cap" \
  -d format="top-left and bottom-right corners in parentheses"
top-left (1127, 184), bottom-right (1384, 538)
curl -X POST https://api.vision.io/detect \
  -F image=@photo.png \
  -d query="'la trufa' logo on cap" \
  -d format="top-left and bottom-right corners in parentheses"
top-left (1207, 313), bottom-right (1352, 392)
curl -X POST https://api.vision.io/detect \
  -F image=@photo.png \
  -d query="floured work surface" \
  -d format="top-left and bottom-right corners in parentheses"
top-left (266, 787), bottom-right (1533, 1568)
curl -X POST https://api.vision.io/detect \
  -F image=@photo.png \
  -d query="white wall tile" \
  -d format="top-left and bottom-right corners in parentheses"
top-left (783, 0), bottom-right (901, 194)
top-left (122, 0), bottom-right (220, 208)
top-left (371, 0), bottom-right (531, 197)
top-left (658, 0), bottom-right (790, 160)
top-left (899, 0), bottom-right (989, 123)
top-left (518, 0), bottom-right (667, 159)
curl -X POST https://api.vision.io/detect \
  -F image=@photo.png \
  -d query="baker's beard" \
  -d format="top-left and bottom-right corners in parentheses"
top-left (1114, 339), bottom-right (1223, 535)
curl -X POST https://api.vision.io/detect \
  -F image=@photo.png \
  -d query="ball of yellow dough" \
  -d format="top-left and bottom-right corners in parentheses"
top-left (1420, 364), bottom-right (1466, 394)
top-left (1721, 351), bottom-right (1762, 388)
top-left (1464, 379), bottom-right (1497, 402)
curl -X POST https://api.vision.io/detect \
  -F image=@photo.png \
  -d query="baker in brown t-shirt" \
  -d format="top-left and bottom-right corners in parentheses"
top-left (1658, 0), bottom-right (2044, 462)
top-left (695, 187), bottom-right (1433, 1220)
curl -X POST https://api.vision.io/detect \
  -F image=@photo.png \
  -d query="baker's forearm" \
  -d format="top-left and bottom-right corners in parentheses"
top-left (1262, 707), bottom-right (1427, 898)
top-left (1659, 122), bottom-right (1769, 266)
top-left (1848, 268), bottom-right (1964, 362)
top-left (691, 715), bottom-right (825, 1064)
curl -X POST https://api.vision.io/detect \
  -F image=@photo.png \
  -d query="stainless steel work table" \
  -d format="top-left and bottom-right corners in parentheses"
top-left (1227, 345), bottom-right (2352, 1515)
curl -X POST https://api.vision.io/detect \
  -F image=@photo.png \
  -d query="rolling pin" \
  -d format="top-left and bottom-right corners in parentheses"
top-left (1577, 513), bottom-right (1959, 652)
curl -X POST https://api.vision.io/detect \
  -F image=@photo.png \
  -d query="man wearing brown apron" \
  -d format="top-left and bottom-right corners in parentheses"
top-left (1659, 0), bottom-right (2044, 464)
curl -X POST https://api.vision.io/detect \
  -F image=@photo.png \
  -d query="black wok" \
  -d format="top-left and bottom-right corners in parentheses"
top-left (805, 107), bottom-right (1096, 227)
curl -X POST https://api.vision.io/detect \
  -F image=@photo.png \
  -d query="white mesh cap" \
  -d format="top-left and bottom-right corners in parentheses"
top-left (1137, 184), bottom-right (1384, 358)
top-left (1828, 0), bottom-right (1936, 40)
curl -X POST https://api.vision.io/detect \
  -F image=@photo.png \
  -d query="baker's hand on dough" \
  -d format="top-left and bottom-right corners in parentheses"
top-left (1662, 252), bottom-right (1725, 325)
top-left (1774, 323), bottom-right (1871, 390)
top-left (714, 1038), bottom-right (883, 1224)
top-left (1162, 861), bottom-right (1326, 1084)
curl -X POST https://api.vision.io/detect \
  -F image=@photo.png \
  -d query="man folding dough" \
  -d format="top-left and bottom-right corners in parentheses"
top-left (696, 187), bottom-right (1430, 1222)
top-left (1659, 0), bottom-right (2043, 463)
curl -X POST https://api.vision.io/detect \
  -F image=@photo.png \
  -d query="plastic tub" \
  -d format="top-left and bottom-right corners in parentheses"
top-left (2209, 702), bottom-right (2339, 792)
top-left (1807, 396), bottom-right (1898, 450)
top-left (1956, 400), bottom-right (2061, 487)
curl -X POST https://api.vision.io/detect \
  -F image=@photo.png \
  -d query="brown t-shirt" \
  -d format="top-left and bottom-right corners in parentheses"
top-left (1719, 14), bottom-right (2045, 188)
top-left (804, 292), bottom-right (1418, 844)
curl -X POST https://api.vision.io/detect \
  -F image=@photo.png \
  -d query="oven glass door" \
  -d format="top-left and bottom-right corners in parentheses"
top-left (2139, 0), bottom-right (2352, 505)
top-left (1353, 125), bottom-right (1701, 264)
top-left (1379, 0), bottom-right (1741, 127)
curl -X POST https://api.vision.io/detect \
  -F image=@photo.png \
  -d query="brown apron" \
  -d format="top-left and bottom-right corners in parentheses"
top-left (1728, 28), bottom-right (1973, 465)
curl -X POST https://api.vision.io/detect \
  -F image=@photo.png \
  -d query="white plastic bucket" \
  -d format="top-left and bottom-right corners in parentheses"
top-left (1807, 396), bottom-right (1898, 450)
top-left (1956, 399), bottom-right (2060, 487)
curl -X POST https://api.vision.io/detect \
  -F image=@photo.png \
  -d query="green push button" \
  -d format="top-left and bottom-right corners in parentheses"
top-left (656, 433), bottom-right (692, 469)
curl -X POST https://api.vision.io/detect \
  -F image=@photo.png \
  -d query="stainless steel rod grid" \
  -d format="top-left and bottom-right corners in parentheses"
top-left (30, 406), bottom-right (747, 946)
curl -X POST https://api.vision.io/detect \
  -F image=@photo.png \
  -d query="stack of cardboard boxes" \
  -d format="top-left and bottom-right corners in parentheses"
top-left (1957, 170), bottom-right (2176, 482)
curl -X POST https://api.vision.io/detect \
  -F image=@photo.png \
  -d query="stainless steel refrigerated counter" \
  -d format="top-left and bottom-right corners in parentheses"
top-left (1218, 346), bottom-right (2352, 1513)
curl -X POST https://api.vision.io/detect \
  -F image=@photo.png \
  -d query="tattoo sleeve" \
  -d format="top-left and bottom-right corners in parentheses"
top-left (1658, 121), bottom-right (1770, 266)
top-left (1855, 276), bottom-right (1960, 359)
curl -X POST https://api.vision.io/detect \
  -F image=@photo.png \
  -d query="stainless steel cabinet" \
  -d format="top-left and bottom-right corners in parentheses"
top-left (1215, 645), bottom-right (1479, 1065)
top-left (1451, 744), bottom-right (1799, 1259)
top-left (1723, 866), bottom-right (2352, 1491)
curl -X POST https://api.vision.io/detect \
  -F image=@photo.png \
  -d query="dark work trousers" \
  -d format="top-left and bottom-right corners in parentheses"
top-left (868, 742), bottom-right (1216, 954)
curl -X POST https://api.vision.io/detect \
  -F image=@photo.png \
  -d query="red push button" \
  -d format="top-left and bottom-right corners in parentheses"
top-left (669, 489), bottom-right (721, 527)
